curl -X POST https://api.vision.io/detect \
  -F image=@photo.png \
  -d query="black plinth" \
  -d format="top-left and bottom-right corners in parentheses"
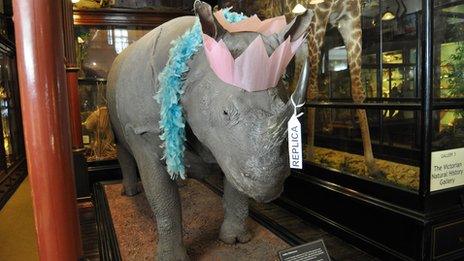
top-left (92, 180), bottom-right (294, 261)
top-left (73, 149), bottom-right (89, 198)
top-left (278, 164), bottom-right (464, 261)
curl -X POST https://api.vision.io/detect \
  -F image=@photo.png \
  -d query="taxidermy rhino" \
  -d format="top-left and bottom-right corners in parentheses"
top-left (107, 2), bottom-right (312, 260)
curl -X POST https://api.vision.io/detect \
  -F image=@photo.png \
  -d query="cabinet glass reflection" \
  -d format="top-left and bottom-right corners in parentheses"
top-left (76, 26), bottom-right (151, 161)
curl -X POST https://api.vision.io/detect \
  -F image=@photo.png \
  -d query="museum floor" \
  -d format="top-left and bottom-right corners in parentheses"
top-left (0, 177), bottom-right (38, 261)
top-left (0, 175), bottom-right (378, 260)
top-left (0, 176), bottom-right (100, 261)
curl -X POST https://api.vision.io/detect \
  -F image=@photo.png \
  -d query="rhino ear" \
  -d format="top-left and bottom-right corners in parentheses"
top-left (279, 10), bottom-right (314, 41)
top-left (195, 1), bottom-right (226, 39)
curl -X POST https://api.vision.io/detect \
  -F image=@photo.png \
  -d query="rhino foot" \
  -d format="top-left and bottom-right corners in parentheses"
top-left (157, 244), bottom-right (189, 261)
top-left (219, 221), bottom-right (252, 244)
top-left (120, 186), bottom-right (140, 197)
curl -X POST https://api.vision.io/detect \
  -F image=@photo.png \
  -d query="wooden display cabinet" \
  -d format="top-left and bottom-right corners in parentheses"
top-left (0, 1), bottom-right (26, 210)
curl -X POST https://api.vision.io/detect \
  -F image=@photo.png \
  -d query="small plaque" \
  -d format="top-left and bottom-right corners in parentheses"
top-left (279, 239), bottom-right (331, 261)
top-left (431, 147), bottom-right (464, 192)
top-left (83, 135), bottom-right (90, 145)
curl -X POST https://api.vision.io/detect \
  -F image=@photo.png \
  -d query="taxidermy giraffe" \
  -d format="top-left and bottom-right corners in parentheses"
top-left (220, 0), bottom-right (383, 176)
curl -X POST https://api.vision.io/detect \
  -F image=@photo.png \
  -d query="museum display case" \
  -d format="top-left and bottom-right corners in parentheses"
top-left (0, 1), bottom-right (26, 209)
top-left (213, 0), bottom-right (464, 260)
top-left (72, 6), bottom-right (189, 181)
top-left (76, 26), bottom-right (151, 162)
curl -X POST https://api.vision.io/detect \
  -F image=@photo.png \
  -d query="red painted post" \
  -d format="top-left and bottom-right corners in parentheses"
top-left (67, 67), bottom-right (84, 149)
top-left (62, 0), bottom-right (84, 149)
top-left (13, 1), bottom-right (83, 260)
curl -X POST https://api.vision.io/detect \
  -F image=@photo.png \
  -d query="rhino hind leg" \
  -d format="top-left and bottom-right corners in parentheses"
top-left (220, 179), bottom-right (252, 244)
top-left (117, 144), bottom-right (140, 196)
top-left (126, 131), bottom-right (189, 261)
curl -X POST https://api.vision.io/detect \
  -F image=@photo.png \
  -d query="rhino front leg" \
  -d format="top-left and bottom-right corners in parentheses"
top-left (220, 178), bottom-right (252, 244)
top-left (127, 132), bottom-right (189, 261)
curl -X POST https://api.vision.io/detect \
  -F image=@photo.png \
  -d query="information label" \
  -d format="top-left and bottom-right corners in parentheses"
top-left (431, 147), bottom-right (464, 192)
top-left (83, 135), bottom-right (90, 145)
top-left (288, 114), bottom-right (303, 169)
top-left (279, 239), bottom-right (331, 261)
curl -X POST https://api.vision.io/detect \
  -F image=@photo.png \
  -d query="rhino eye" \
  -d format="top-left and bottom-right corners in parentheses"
top-left (222, 110), bottom-right (230, 121)
top-left (222, 105), bottom-right (239, 124)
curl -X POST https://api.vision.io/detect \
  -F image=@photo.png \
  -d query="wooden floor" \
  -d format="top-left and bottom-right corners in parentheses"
top-left (0, 177), bottom-right (38, 261)
top-left (78, 200), bottom-right (100, 261)
top-left (0, 162), bottom-right (27, 210)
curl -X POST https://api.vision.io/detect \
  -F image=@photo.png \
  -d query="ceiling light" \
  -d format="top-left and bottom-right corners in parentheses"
top-left (292, 4), bottom-right (307, 14)
top-left (382, 11), bottom-right (395, 21)
top-left (71, 0), bottom-right (80, 4)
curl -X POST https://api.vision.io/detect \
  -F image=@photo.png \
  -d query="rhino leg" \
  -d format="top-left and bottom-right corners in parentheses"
top-left (220, 178), bottom-right (252, 244)
top-left (117, 144), bottom-right (140, 196)
top-left (126, 131), bottom-right (189, 261)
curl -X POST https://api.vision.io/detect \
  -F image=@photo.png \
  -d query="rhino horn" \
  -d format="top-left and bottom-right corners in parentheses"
top-left (261, 58), bottom-right (310, 143)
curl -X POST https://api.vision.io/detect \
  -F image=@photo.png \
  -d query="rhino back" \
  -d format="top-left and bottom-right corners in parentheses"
top-left (107, 16), bottom-right (197, 151)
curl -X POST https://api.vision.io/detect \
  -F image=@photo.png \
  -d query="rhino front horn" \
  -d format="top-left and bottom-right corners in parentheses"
top-left (289, 57), bottom-right (310, 110)
top-left (261, 58), bottom-right (310, 142)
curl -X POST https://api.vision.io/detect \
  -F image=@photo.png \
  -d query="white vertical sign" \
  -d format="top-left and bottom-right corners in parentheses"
top-left (431, 147), bottom-right (464, 192)
top-left (288, 114), bottom-right (303, 169)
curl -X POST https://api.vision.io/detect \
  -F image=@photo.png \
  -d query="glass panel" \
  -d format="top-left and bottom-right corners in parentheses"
top-left (304, 107), bottom-right (420, 190)
top-left (434, 0), bottom-right (464, 98)
top-left (76, 26), bottom-right (152, 162)
top-left (301, 0), bottom-right (422, 191)
top-left (382, 66), bottom-right (416, 98)
top-left (432, 109), bottom-right (464, 151)
top-left (362, 68), bottom-right (378, 98)
top-left (76, 26), bottom-right (151, 79)
top-left (0, 53), bottom-right (20, 168)
top-left (382, 0), bottom-right (420, 99)
top-left (79, 81), bottom-right (117, 162)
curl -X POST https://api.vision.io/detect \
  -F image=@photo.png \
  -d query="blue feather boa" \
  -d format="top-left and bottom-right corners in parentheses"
top-left (155, 9), bottom-right (246, 180)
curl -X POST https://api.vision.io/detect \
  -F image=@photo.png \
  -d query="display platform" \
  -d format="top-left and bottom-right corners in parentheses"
top-left (94, 180), bottom-right (291, 260)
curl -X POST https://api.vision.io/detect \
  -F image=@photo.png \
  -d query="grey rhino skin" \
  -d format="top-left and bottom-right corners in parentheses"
top-left (107, 2), bottom-right (312, 260)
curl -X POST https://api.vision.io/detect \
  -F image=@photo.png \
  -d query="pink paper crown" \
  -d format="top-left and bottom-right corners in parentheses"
top-left (214, 9), bottom-right (287, 36)
top-left (203, 10), bottom-right (305, 92)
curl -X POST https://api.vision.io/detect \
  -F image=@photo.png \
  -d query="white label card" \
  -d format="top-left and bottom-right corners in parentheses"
top-left (83, 135), bottom-right (90, 144)
top-left (431, 147), bottom-right (464, 192)
top-left (288, 114), bottom-right (303, 169)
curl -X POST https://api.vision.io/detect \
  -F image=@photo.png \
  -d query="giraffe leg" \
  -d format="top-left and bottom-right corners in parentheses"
top-left (306, 13), bottom-right (328, 161)
top-left (337, 13), bottom-right (384, 178)
top-left (306, 51), bottom-right (319, 161)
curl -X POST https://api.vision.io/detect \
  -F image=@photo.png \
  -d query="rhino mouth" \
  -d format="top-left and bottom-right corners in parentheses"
top-left (223, 166), bottom-right (287, 203)
top-left (253, 186), bottom-right (284, 203)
